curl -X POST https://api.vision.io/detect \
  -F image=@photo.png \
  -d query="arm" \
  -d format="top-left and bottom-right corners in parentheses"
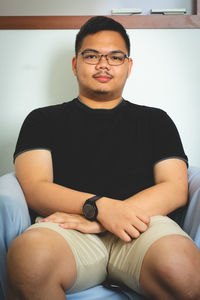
top-left (15, 149), bottom-right (106, 233)
top-left (15, 149), bottom-right (95, 216)
top-left (126, 158), bottom-right (188, 216)
top-left (97, 158), bottom-right (188, 242)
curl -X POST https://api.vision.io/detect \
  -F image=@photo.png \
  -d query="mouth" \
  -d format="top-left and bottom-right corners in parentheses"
top-left (93, 72), bottom-right (113, 83)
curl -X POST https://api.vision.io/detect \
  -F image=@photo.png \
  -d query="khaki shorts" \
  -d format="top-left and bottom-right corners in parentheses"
top-left (26, 215), bottom-right (190, 295)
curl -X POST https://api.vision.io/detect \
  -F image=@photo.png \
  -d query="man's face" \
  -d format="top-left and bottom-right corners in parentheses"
top-left (72, 30), bottom-right (133, 101)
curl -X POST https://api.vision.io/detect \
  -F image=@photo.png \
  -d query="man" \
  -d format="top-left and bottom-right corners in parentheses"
top-left (6, 16), bottom-right (200, 299)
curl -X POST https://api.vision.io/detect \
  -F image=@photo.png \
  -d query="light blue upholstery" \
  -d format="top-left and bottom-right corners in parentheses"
top-left (0, 167), bottom-right (200, 300)
top-left (183, 166), bottom-right (200, 246)
top-left (67, 285), bottom-right (138, 300)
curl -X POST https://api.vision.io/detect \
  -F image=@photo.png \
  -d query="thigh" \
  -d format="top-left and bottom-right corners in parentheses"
top-left (107, 215), bottom-right (190, 294)
top-left (27, 222), bottom-right (109, 293)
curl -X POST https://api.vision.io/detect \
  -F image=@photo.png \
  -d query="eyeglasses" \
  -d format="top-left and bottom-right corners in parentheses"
top-left (79, 50), bottom-right (129, 66)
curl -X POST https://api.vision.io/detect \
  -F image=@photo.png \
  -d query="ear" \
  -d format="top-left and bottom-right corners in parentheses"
top-left (72, 56), bottom-right (77, 76)
top-left (127, 58), bottom-right (133, 78)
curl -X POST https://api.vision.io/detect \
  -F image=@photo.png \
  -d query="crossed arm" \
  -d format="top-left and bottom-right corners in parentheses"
top-left (15, 149), bottom-right (188, 242)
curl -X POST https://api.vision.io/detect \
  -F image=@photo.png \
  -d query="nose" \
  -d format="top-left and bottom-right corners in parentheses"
top-left (96, 55), bottom-right (110, 70)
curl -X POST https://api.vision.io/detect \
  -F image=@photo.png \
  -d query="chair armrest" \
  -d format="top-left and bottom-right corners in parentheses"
top-left (0, 172), bottom-right (24, 199)
top-left (0, 173), bottom-right (31, 244)
top-left (183, 166), bottom-right (200, 247)
top-left (67, 285), bottom-right (140, 300)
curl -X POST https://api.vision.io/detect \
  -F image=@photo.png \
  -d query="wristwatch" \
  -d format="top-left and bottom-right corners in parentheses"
top-left (82, 195), bottom-right (102, 221)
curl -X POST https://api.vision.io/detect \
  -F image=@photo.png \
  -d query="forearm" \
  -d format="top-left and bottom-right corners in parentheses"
top-left (23, 180), bottom-right (94, 217)
top-left (96, 180), bottom-right (188, 242)
top-left (125, 181), bottom-right (188, 217)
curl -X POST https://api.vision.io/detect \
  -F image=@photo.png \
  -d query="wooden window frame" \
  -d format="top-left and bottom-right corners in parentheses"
top-left (0, 0), bottom-right (200, 29)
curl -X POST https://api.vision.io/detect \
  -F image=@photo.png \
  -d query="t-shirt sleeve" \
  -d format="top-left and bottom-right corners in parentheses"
top-left (14, 108), bottom-right (51, 160)
top-left (150, 108), bottom-right (188, 166)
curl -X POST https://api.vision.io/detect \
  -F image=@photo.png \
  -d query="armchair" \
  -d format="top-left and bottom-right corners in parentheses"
top-left (0, 166), bottom-right (200, 300)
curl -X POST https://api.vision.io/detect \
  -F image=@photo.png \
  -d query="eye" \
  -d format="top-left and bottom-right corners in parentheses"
top-left (109, 54), bottom-right (124, 62)
top-left (83, 52), bottom-right (98, 60)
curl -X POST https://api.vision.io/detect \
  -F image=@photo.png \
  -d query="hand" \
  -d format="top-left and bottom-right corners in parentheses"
top-left (37, 212), bottom-right (106, 234)
top-left (97, 198), bottom-right (150, 243)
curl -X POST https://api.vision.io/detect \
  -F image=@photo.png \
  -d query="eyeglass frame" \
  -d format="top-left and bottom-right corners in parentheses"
top-left (79, 49), bottom-right (130, 66)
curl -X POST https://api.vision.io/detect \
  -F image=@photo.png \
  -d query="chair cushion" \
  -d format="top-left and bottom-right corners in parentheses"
top-left (67, 285), bottom-right (141, 299)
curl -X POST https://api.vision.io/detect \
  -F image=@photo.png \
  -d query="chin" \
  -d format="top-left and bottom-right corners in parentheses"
top-left (95, 90), bottom-right (109, 95)
top-left (93, 90), bottom-right (116, 101)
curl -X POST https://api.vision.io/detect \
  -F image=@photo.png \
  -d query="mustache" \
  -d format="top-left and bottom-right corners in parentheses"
top-left (93, 71), bottom-right (113, 79)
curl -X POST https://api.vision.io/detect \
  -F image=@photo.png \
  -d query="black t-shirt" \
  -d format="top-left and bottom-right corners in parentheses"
top-left (14, 98), bottom-right (188, 202)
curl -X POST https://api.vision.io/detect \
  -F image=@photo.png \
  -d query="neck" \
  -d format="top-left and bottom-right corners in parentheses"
top-left (78, 95), bottom-right (123, 109)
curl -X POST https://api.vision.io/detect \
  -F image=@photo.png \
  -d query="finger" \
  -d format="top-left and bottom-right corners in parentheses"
top-left (119, 231), bottom-right (132, 243)
top-left (60, 221), bottom-right (105, 234)
top-left (38, 212), bottom-right (73, 223)
top-left (125, 225), bottom-right (140, 239)
top-left (59, 222), bottom-right (76, 229)
top-left (40, 216), bottom-right (66, 223)
top-left (59, 221), bottom-right (89, 231)
top-left (132, 218), bottom-right (148, 233)
top-left (37, 218), bottom-right (49, 223)
top-left (37, 214), bottom-right (57, 222)
top-left (111, 228), bottom-right (133, 243)
top-left (137, 214), bottom-right (150, 225)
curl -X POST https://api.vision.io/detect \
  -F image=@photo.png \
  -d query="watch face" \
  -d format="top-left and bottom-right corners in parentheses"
top-left (84, 203), bottom-right (96, 219)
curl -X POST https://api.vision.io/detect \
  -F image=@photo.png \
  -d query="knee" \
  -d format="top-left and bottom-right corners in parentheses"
top-left (152, 237), bottom-right (200, 300)
top-left (155, 256), bottom-right (200, 299)
top-left (7, 229), bottom-right (56, 286)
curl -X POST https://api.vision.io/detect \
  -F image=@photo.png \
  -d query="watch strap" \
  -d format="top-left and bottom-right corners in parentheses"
top-left (87, 195), bottom-right (102, 202)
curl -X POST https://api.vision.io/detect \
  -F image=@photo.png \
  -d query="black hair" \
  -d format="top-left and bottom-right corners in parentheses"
top-left (75, 16), bottom-right (130, 56)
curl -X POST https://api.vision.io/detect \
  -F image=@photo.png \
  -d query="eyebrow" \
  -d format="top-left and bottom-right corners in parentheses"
top-left (82, 48), bottom-right (127, 55)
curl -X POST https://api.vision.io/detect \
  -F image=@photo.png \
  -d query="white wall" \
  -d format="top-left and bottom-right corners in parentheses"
top-left (0, 28), bottom-right (200, 176)
top-left (0, 0), bottom-right (195, 16)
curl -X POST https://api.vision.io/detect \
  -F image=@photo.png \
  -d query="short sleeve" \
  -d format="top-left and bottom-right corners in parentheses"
top-left (150, 109), bottom-right (188, 166)
top-left (14, 108), bottom-right (51, 160)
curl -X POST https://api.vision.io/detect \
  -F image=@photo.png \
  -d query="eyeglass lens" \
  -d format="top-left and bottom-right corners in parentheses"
top-left (81, 51), bottom-right (127, 65)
